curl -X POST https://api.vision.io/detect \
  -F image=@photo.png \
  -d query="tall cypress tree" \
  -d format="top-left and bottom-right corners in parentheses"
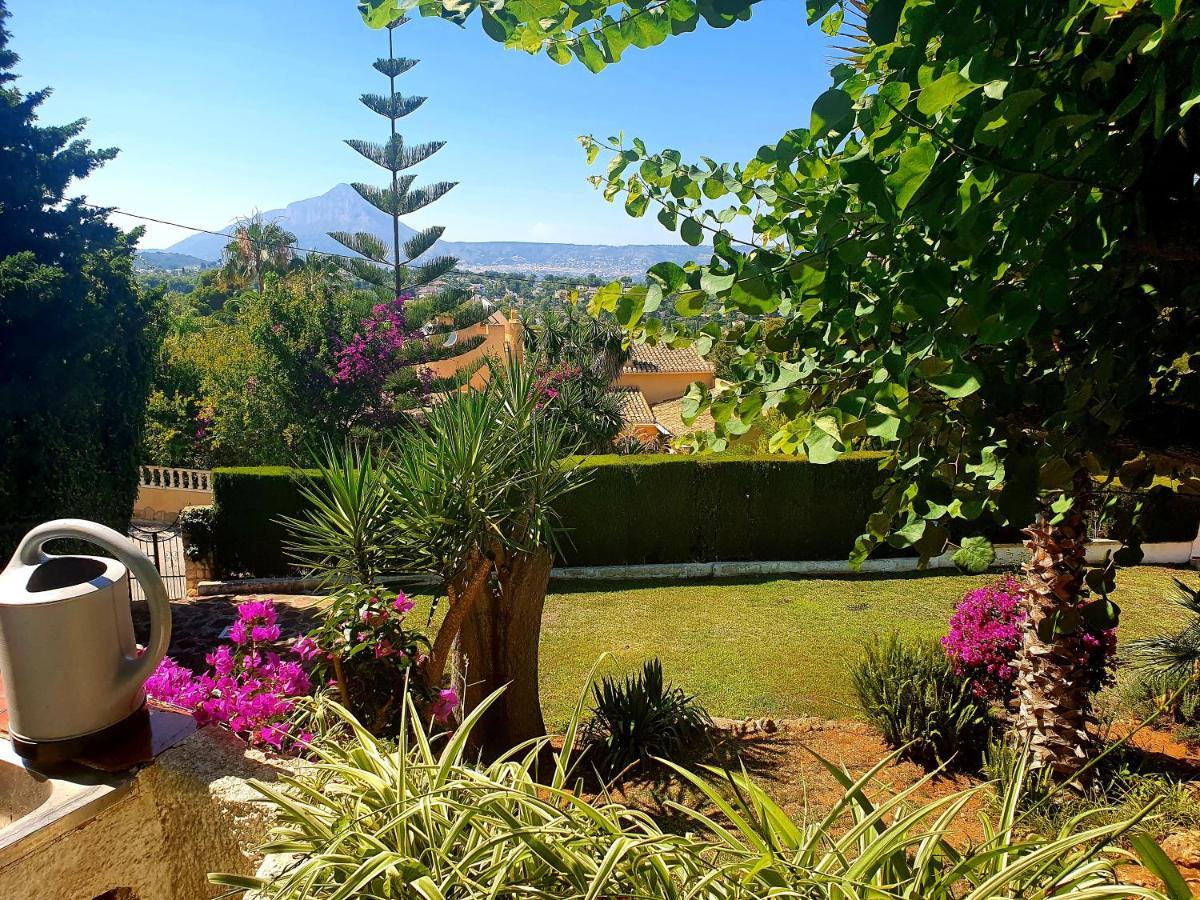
top-left (0, 0), bottom-right (161, 554)
top-left (331, 13), bottom-right (489, 405)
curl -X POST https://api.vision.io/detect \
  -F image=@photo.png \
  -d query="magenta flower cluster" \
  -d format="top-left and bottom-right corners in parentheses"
top-left (331, 296), bottom-right (410, 385)
top-left (942, 578), bottom-right (1026, 700)
top-left (942, 577), bottom-right (1117, 699)
top-left (146, 599), bottom-right (314, 752)
top-left (532, 360), bottom-right (581, 408)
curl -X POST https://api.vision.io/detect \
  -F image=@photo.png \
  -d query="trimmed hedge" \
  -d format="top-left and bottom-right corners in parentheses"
top-left (207, 456), bottom-right (1200, 578)
top-left (212, 466), bottom-right (318, 577)
top-left (555, 453), bottom-right (888, 566)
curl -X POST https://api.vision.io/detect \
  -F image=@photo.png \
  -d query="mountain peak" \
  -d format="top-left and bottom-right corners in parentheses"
top-left (154, 185), bottom-right (709, 277)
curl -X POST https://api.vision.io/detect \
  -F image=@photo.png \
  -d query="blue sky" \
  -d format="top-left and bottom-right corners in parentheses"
top-left (8, 1), bottom-right (832, 248)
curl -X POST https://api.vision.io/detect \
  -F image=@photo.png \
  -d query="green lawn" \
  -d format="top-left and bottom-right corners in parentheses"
top-left (531, 566), bottom-right (1199, 730)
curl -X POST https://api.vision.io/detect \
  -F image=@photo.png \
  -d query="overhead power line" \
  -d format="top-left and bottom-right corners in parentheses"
top-left (88, 201), bottom-right (696, 291)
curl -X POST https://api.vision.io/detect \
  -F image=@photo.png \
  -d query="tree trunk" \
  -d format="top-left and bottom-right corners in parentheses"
top-left (457, 547), bottom-right (552, 758)
top-left (1012, 507), bottom-right (1093, 778)
top-left (426, 555), bottom-right (490, 689)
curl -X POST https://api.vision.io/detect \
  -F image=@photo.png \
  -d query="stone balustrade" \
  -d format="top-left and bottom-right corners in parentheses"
top-left (139, 465), bottom-right (212, 493)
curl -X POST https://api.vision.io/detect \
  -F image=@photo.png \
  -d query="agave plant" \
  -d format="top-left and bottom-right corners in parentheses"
top-left (1127, 578), bottom-right (1200, 678)
top-left (581, 657), bottom-right (712, 780)
top-left (211, 666), bottom-right (1183, 899)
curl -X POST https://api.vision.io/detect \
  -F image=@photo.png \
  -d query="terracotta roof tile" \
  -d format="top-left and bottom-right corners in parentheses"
top-left (622, 343), bottom-right (715, 375)
top-left (651, 397), bottom-right (715, 437)
top-left (609, 387), bottom-right (656, 424)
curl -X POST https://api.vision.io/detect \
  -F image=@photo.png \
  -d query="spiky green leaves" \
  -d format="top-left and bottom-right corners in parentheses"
top-left (329, 231), bottom-right (389, 264)
top-left (351, 178), bottom-right (416, 214)
top-left (346, 136), bottom-right (446, 172)
top-left (373, 56), bottom-right (418, 78)
top-left (402, 225), bottom-right (445, 263)
top-left (360, 92), bottom-right (427, 120)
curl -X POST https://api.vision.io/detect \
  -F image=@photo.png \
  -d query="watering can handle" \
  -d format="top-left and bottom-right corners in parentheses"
top-left (14, 519), bottom-right (172, 689)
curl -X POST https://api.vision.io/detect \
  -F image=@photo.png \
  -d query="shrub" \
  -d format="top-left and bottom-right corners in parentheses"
top-left (942, 577), bottom-right (1027, 700)
top-left (211, 465), bottom-right (318, 576)
top-left (1126, 577), bottom-right (1200, 726)
top-left (211, 683), bottom-right (1181, 899)
top-left (580, 658), bottom-right (712, 780)
top-left (852, 634), bottom-right (993, 769)
top-left (985, 736), bottom-right (1200, 840)
top-left (556, 452), bottom-right (892, 566)
top-left (943, 577), bottom-right (1117, 700)
top-left (178, 504), bottom-right (214, 562)
top-left (304, 584), bottom-right (445, 736)
top-left (146, 599), bottom-right (314, 752)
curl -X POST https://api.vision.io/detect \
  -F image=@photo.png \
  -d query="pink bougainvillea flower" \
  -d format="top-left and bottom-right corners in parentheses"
top-left (393, 592), bottom-right (414, 615)
top-left (291, 635), bottom-right (321, 662)
top-left (361, 608), bottom-right (388, 628)
top-left (430, 687), bottom-right (459, 725)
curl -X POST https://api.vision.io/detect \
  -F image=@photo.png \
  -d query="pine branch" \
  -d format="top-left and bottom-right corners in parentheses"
top-left (345, 135), bottom-right (446, 172)
top-left (404, 288), bottom-right (471, 329)
top-left (402, 225), bottom-right (445, 263)
top-left (407, 254), bottom-right (457, 288)
top-left (396, 333), bottom-right (487, 366)
top-left (360, 92), bottom-right (427, 120)
top-left (328, 230), bottom-right (389, 263)
top-left (351, 178), bottom-right (417, 215)
top-left (373, 56), bottom-right (417, 78)
top-left (343, 257), bottom-right (390, 287)
top-left (398, 181), bottom-right (457, 216)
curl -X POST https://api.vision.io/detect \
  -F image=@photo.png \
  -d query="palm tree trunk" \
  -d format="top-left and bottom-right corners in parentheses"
top-left (457, 547), bottom-right (552, 758)
top-left (1012, 505), bottom-right (1093, 778)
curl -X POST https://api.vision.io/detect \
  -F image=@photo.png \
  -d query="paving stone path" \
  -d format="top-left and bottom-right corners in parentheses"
top-left (132, 594), bottom-right (327, 670)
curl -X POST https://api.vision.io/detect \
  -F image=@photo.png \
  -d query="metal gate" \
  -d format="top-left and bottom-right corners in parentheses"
top-left (127, 521), bottom-right (187, 601)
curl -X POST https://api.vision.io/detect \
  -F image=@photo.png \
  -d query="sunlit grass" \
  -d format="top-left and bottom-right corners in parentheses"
top-left (406, 565), bottom-right (1196, 730)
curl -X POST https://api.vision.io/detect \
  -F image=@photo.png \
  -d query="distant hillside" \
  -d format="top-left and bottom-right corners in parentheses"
top-left (156, 183), bottom-right (709, 278)
top-left (135, 250), bottom-right (215, 271)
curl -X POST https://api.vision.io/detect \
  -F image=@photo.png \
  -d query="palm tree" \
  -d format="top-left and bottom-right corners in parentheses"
top-left (220, 214), bottom-right (297, 292)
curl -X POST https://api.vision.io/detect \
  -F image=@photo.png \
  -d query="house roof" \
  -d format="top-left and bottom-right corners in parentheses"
top-left (608, 386), bottom-right (656, 424)
top-left (622, 343), bottom-right (715, 375)
top-left (651, 397), bottom-right (715, 437)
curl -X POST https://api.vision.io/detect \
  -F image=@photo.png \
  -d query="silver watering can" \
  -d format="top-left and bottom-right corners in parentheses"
top-left (0, 519), bottom-right (172, 749)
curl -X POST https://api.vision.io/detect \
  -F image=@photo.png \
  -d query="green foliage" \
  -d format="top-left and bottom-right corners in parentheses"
top-left (219, 215), bottom-right (297, 292)
top-left (280, 358), bottom-right (583, 588)
top-left (304, 583), bottom-right (432, 735)
top-left (143, 269), bottom-right (380, 467)
top-left (212, 680), bottom-right (1177, 898)
top-left (581, 658), bottom-right (711, 780)
top-left (281, 442), bottom-right (394, 585)
top-left (178, 504), bottom-right (214, 562)
top-left (525, 305), bottom-right (628, 452)
top-left (557, 452), bottom-right (892, 565)
top-left (985, 736), bottom-right (1200, 842)
top-left (458, 0), bottom-right (1200, 582)
top-left (401, 0), bottom-right (761, 70)
top-left (212, 466), bottom-right (319, 577)
top-left (0, 3), bottom-right (161, 553)
top-left (851, 634), bottom-right (993, 769)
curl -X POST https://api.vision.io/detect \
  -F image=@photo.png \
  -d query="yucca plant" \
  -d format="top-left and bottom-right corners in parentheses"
top-left (852, 633), bottom-right (994, 769)
top-left (212, 667), bottom-right (1184, 899)
top-left (581, 657), bottom-right (712, 781)
top-left (280, 439), bottom-right (396, 586)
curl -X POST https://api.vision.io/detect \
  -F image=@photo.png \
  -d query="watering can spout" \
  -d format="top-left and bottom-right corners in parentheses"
top-left (0, 519), bottom-right (172, 747)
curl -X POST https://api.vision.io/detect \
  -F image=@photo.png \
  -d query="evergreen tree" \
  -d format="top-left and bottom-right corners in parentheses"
top-left (0, 0), bottom-right (161, 553)
top-left (330, 12), bottom-right (491, 407)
